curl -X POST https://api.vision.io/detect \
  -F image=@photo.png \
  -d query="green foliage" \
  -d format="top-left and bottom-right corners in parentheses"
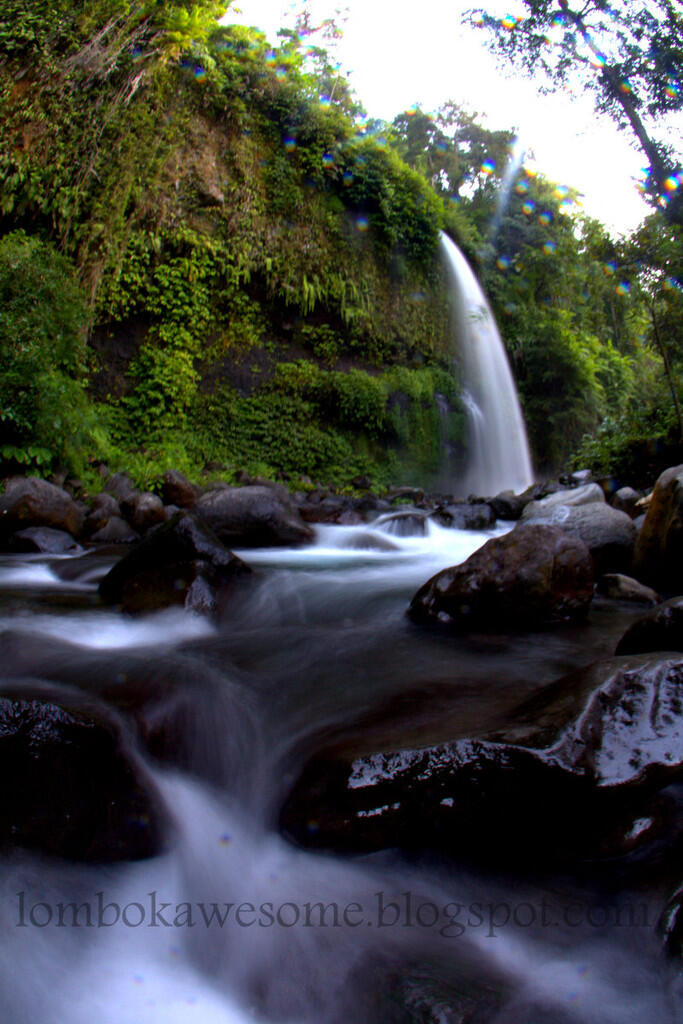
top-left (0, 231), bottom-right (101, 473)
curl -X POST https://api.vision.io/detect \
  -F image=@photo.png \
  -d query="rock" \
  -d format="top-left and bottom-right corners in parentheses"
top-left (615, 597), bottom-right (683, 655)
top-left (99, 512), bottom-right (250, 613)
top-left (408, 524), bottom-right (593, 629)
top-left (0, 685), bottom-right (166, 862)
top-left (8, 527), bottom-right (84, 555)
top-left (103, 471), bottom-right (138, 510)
top-left (90, 491), bottom-right (121, 519)
top-left (161, 469), bottom-right (198, 509)
top-left (280, 654), bottom-right (683, 870)
top-left (520, 501), bottom-right (636, 575)
top-left (299, 495), bottom-right (348, 524)
top-left (387, 486), bottom-right (425, 505)
top-left (374, 510), bottom-right (429, 537)
top-left (596, 574), bottom-right (660, 605)
top-left (431, 502), bottom-right (496, 530)
top-left (489, 490), bottom-right (528, 520)
top-left (634, 513), bottom-right (647, 532)
top-left (632, 464), bottom-right (683, 592)
top-left (90, 516), bottom-right (140, 544)
top-left (571, 469), bottom-right (592, 485)
top-left (611, 486), bottom-right (640, 518)
top-left (521, 483), bottom-right (606, 520)
top-left (0, 477), bottom-right (84, 542)
top-left (131, 492), bottom-right (167, 532)
top-left (659, 884), bottom-right (683, 961)
top-left (194, 485), bottom-right (314, 547)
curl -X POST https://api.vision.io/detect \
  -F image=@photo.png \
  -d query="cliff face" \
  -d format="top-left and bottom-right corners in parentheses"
top-left (0, 4), bottom-right (462, 487)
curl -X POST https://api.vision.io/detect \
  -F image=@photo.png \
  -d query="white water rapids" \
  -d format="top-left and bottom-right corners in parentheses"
top-left (0, 520), bottom-right (678, 1023)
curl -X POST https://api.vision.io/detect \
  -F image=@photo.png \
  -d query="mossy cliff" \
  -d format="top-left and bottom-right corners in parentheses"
top-left (0, 1), bottom-right (463, 490)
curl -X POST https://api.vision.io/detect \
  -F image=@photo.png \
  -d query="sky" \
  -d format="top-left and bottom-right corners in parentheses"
top-left (223, 0), bottom-right (677, 236)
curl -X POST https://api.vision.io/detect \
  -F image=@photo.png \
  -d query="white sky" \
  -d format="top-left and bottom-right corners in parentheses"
top-left (223, 0), bottom-right (679, 236)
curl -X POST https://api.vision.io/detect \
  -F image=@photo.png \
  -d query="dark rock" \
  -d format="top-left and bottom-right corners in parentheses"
top-left (8, 527), bottom-right (84, 555)
top-left (99, 512), bottom-right (250, 613)
top-left (131, 492), bottom-right (167, 532)
top-left (634, 513), bottom-right (647, 532)
top-left (90, 515), bottom-right (140, 544)
top-left (337, 531), bottom-right (400, 552)
top-left (90, 492), bottom-right (121, 519)
top-left (612, 486), bottom-right (640, 518)
top-left (351, 475), bottom-right (373, 491)
top-left (0, 685), bottom-right (166, 862)
top-left (520, 501), bottom-right (636, 575)
top-left (161, 469), bottom-right (198, 509)
top-left (300, 495), bottom-right (347, 524)
top-left (489, 489), bottom-right (528, 520)
top-left (374, 510), bottom-right (429, 537)
top-left (387, 487), bottom-right (425, 505)
top-left (432, 502), bottom-right (496, 530)
top-left (280, 654), bottom-right (683, 869)
top-left (0, 477), bottom-right (84, 542)
top-left (194, 485), bottom-right (314, 547)
top-left (615, 597), bottom-right (683, 655)
top-left (633, 464), bottom-right (683, 593)
top-left (597, 574), bottom-right (660, 605)
top-left (103, 471), bottom-right (138, 507)
top-left (408, 524), bottom-right (593, 629)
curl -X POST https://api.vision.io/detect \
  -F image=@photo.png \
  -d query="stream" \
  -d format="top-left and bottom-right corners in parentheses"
top-left (0, 519), bottom-right (680, 1023)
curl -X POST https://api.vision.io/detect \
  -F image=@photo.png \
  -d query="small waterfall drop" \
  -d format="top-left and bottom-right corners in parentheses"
top-left (440, 232), bottom-right (534, 498)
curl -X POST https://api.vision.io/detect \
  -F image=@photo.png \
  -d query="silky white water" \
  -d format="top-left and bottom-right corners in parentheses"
top-left (440, 233), bottom-right (534, 498)
top-left (0, 524), bottom-right (678, 1024)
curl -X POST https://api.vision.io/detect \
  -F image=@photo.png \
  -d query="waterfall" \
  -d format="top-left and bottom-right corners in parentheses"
top-left (440, 232), bottom-right (534, 498)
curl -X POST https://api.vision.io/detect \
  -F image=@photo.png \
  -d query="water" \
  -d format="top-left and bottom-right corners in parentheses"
top-left (0, 523), bottom-right (678, 1024)
top-left (440, 233), bottom-right (534, 498)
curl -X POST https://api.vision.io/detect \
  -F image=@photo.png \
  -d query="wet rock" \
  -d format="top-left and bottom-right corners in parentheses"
top-left (337, 531), bottom-right (400, 552)
top-left (489, 490), bottom-right (528, 520)
top-left (8, 527), bottom-right (83, 555)
top-left (0, 685), bottom-right (166, 862)
top-left (659, 884), bottom-right (683, 961)
top-left (408, 524), bottom-right (593, 629)
top-left (90, 515), bottom-right (140, 544)
top-left (571, 469), bottom-right (592, 485)
top-left (431, 502), bottom-right (496, 530)
top-left (521, 482), bottom-right (606, 518)
top-left (194, 485), bottom-right (314, 547)
top-left (131, 492), bottom-right (167, 532)
top-left (519, 501), bottom-right (636, 575)
top-left (611, 486), bottom-right (640, 518)
top-left (387, 487), bottom-right (425, 505)
top-left (161, 469), bottom-right (198, 509)
top-left (633, 464), bottom-right (683, 593)
top-left (280, 654), bottom-right (683, 870)
top-left (98, 512), bottom-right (250, 613)
top-left (374, 510), bottom-right (429, 537)
top-left (615, 597), bottom-right (683, 655)
top-left (299, 495), bottom-right (348, 524)
top-left (597, 574), bottom-right (660, 606)
top-left (0, 477), bottom-right (84, 542)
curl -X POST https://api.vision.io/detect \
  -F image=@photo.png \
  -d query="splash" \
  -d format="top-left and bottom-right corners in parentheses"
top-left (439, 233), bottom-right (533, 498)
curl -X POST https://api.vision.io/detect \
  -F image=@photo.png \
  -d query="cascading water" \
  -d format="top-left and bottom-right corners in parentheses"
top-left (439, 232), bottom-right (534, 498)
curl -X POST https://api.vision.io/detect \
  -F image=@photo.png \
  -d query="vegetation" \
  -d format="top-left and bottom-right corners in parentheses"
top-left (0, 0), bottom-right (680, 492)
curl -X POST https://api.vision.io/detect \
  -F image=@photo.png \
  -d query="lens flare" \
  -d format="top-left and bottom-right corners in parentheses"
top-left (515, 180), bottom-right (529, 194)
top-left (554, 184), bottom-right (569, 199)
top-left (322, 153), bottom-right (334, 168)
top-left (542, 241), bottom-right (556, 255)
top-left (481, 160), bottom-right (496, 175)
top-left (538, 211), bottom-right (552, 225)
top-left (616, 281), bottom-right (630, 296)
top-left (522, 201), bottom-right (535, 214)
top-left (284, 137), bottom-right (297, 152)
top-left (603, 261), bottom-right (617, 276)
top-left (496, 256), bottom-right (511, 270)
top-left (355, 215), bottom-right (369, 231)
top-left (664, 176), bottom-right (680, 192)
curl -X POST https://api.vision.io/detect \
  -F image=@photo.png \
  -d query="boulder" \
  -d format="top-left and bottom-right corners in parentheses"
top-left (660, 884), bottom-right (683, 961)
top-left (161, 469), bottom-right (198, 509)
top-left (131, 492), bottom-right (167, 532)
top-left (431, 502), bottom-right (496, 530)
top-left (519, 501), bottom-right (636, 574)
top-left (611, 486), bottom-right (640, 518)
top-left (632, 464), bottom-right (683, 592)
top-left (615, 596), bottom-right (683, 655)
top-left (280, 654), bottom-right (683, 870)
top-left (521, 483), bottom-right (605, 517)
top-left (596, 574), bottom-right (660, 606)
top-left (0, 685), bottom-right (166, 861)
top-left (194, 485), bottom-right (314, 547)
top-left (0, 477), bottom-right (84, 542)
top-left (90, 515), bottom-right (139, 544)
top-left (103, 471), bottom-right (138, 507)
top-left (489, 489), bottom-right (528, 520)
top-left (8, 527), bottom-right (83, 555)
top-left (98, 512), bottom-right (250, 613)
top-left (408, 524), bottom-right (593, 629)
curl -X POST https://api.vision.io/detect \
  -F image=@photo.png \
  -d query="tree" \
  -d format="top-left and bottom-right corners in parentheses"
top-left (468, 1), bottom-right (683, 222)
